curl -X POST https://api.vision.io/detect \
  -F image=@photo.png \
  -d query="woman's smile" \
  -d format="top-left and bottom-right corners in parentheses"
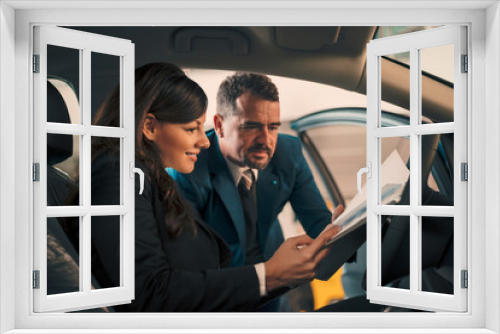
top-left (148, 112), bottom-right (209, 173)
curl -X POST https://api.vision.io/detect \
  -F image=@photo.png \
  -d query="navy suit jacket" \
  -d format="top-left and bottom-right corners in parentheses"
top-left (169, 131), bottom-right (331, 266)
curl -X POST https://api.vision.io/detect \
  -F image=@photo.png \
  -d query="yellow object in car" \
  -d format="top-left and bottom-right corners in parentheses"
top-left (310, 268), bottom-right (345, 310)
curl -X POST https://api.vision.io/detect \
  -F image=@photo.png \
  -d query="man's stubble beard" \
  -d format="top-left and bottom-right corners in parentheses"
top-left (244, 155), bottom-right (271, 170)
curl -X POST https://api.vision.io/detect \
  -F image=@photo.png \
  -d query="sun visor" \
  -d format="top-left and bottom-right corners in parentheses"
top-left (274, 27), bottom-right (340, 51)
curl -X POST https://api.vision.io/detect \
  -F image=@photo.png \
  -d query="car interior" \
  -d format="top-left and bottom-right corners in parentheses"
top-left (45, 26), bottom-right (456, 312)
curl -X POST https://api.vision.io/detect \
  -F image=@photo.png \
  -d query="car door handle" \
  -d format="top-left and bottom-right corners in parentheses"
top-left (357, 162), bottom-right (372, 195)
top-left (130, 162), bottom-right (145, 195)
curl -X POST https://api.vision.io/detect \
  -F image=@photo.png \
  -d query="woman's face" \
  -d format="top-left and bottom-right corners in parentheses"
top-left (148, 113), bottom-right (210, 173)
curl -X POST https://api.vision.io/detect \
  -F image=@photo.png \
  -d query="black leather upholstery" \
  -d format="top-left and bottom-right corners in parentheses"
top-left (47, 80), bottom-right (73, 165)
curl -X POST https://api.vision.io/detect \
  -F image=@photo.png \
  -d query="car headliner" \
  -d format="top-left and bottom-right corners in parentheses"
top-left (61, 26), bottom-right (454, 122)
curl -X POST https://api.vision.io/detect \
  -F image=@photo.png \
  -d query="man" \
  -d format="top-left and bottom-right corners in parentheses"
top-left (169, 72), bottom-right (341, 267)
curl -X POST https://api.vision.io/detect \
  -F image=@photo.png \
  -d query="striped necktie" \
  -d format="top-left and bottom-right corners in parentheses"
top-left (238, 168), bottom-right (262, 264)
top-left (240, 169), bottom-right (254, 190)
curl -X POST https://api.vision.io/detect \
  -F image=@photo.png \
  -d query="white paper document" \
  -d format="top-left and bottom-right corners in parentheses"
top-left (315, 150), bottom-right (410, 280)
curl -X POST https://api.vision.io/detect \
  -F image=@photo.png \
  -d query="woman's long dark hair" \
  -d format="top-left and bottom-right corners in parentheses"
top-left (93, 63), bottom-right (208, 238)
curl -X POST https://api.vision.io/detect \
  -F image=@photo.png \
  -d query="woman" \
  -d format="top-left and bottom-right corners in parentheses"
top-left (90, 63), bottom-right (340, 312)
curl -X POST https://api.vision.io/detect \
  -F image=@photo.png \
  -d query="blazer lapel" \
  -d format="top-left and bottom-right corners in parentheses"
top-left (208, 133), bottom-right (246, 250)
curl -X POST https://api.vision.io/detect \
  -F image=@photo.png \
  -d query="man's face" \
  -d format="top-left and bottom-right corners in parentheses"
top-left (216, 92), bottom-right (281, 169)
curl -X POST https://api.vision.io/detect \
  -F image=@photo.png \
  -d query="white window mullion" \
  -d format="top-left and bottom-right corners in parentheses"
top-left (46, 123), bottom-right (87, 135)
top-left (46, 206), bottom-right (130, 217)
top-left (413, 123), bottom-right (455, 135)
top-left (409, 46), bottom-right (420, 296)
top-left (78, 50), bottom-right (84, 209)
top-left (79, 49), bottom-right (84, 131)
top-left (81, 47), bottom-right (92, 296)
top-left (409, 47), bottom-right (419, 207)
top-left (119, 56), bottom-right (125, 288)
top-left (46, 206), bottom-right (87, 217)
top-left (372, 126), bottom-right (411, 138)
top-left (90, 206), bottom-right (129, 216)
top-left (77, 49), bottom-right (84, 293)
top-left (371, 124), bottom-right (454, 139)
top-left (46, 123), bottom-right (129, 138)
top-left (90, 126), bottom-right (129, 138)
top-left (373, 205), bottom-right (454, 217)
top-left (411, 206), bottom-right (455, 216)
top-left (81, 133), bottom-right (91, 295)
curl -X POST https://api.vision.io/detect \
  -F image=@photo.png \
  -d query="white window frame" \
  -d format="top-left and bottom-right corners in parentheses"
top-left (33, 25), bottom-right (136, 313)
top-left (365, 26), bottom-right (468, 312)
top-left (0, 1), bottom-right (498, 333)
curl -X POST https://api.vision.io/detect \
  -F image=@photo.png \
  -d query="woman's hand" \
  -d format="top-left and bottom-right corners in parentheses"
top-left (264, 224), bottom-right (341, 292)
top-left (331, 204), bottom-right (344, 223)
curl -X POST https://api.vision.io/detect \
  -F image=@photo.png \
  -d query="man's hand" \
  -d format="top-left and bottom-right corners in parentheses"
top-left (264, 224), bottom-right (341, 292)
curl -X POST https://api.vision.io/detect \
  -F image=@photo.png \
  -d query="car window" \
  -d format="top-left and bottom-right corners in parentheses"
top-left (303, 122), bottom-right (444, 205)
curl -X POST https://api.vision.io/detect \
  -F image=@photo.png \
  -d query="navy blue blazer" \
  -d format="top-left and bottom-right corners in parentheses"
top-left (169, 132), bottom-right (331, 266)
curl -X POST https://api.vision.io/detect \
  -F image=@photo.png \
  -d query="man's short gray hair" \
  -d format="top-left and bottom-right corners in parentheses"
top-left (216, 72), bottom-right (279, 118)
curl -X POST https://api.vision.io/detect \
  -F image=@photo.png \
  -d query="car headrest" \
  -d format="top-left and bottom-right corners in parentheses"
top-left (47, 81), bottom-right (73, 165)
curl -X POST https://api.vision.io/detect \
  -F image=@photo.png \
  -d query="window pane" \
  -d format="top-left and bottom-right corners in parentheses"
top-left (380, 137), bottom-right (410, 205)
top-left (91, 52), bottom-right (121, 127)
top-left (91, 215), bottom-right (121, 289)
top-left (421, 216), bottom-right (454, 294)
top-left (438, 133), bottom-right (455, 199)
top-left (91, 137), bottom-right (121, 206)
top-left (47, 217), bottom-right (80, 295)
top-left (381, 52), bottom-right (410, 127)
top-left (47, 134), bottom-right (80, 206)
top-left (381, 215), bottom-right (410, 290)
top-left (422, 134), bottom-right (453, 206)
top-left (47, 45), bottom-right (80, 125)
top-left (420, 44), bottom-right (454, 124)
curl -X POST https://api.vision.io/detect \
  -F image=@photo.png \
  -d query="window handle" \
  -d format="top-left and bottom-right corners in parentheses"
top-left (357, 162), bottom-right (372, 195)
top-left (130, 162), bottom-right (144, 195)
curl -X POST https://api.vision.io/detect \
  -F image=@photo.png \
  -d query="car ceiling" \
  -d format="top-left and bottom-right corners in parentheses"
top-left (70, 26), bottom-right (374, 90)
top-left (55, 26), bottom-right (370, 109)
top-left (57, 26), bottom-right (453, 123)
